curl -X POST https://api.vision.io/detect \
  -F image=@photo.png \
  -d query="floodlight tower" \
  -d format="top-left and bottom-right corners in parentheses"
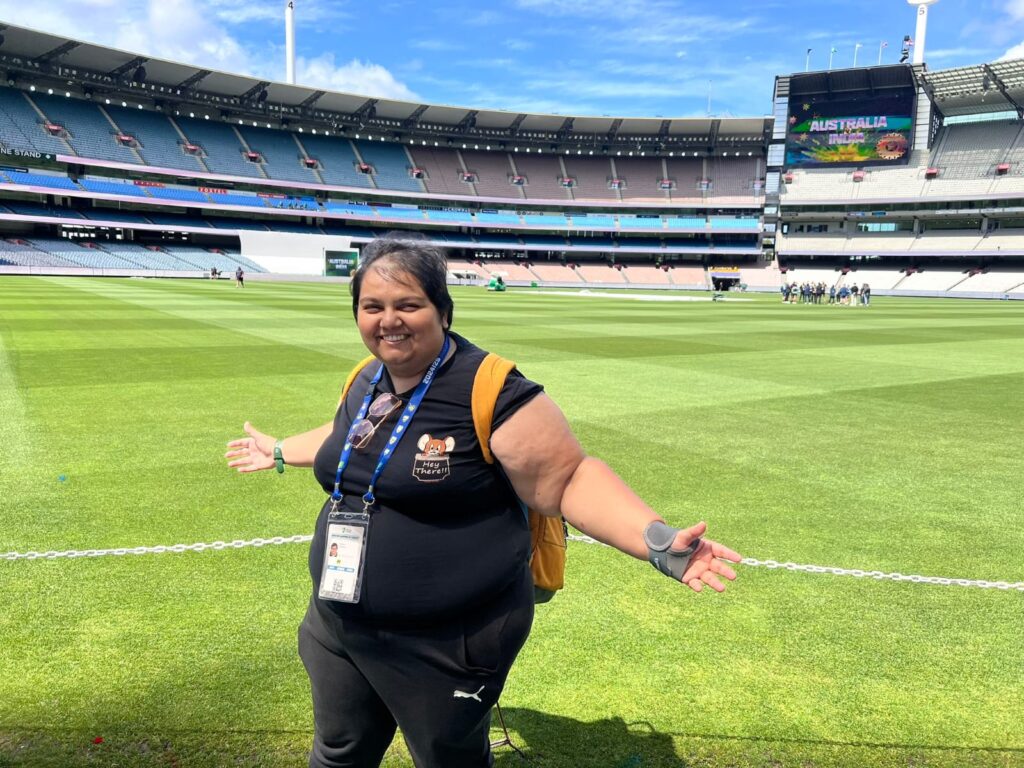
top-left (285, 0), bottom-right (296, 84)
top-left (906, 0), bottom-right (938, 65)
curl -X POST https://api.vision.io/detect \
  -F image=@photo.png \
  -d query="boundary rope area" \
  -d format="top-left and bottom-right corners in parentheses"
top-left (3, 533), bottom-right (1022, 592)
top-left (0, 535), bottom-right (313, 561)
top-left (565, 533), bottom-right (1024, 591)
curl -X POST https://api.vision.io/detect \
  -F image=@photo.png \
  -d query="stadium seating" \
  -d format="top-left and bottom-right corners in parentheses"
top-left (377, 207), bottom-right (426, 222)
top-left (954, 268), bottom-right (1024, 292)
top-left (616, 156), bottom-right (666, 201)
top-left (710, 216), bottom-right (760, 230)
top-left (739, 264), bottom-right (785, 289)
top-left (32, 93), bottom-right (141, 164)
top-left (624, 264), bottom-right (671, 284)
top-left (618, 216), bottom-right (662, 230)
top-left (324, 202), bottom-right (377, 217)
top-left (425, 209), bottom-right (474, 224)
top-left (663, 158), bottom-right (705, 203)
top-left (511, 154), bottom-right (570, 200)
top-left (175, 116), bottom-right (264, 178)
top-left (896, 269), bottom-right (968, 291)
top-left (354, 139), bottom-right (423, 192)
top-left (577, 263), bottom-right (625, 283)
top-left (481, 261), bottom-right (535, 280)
top-left (408, 147), bottom-right (466, 196)
top-left (207, 192), bottom-right (268, 208)
top-left (27, 238), bottom-right (141, 269)
top-left (0, 238), bottom-right (77, 267)
top-left (571, 215), bottom-right (617, 230)
top-left (105, 105), bottom-right (207, 173)
top-left (667, 217), bottom-right (707, 229)
top-left (476, 211), bottom-right (521, 226)
top-left (144, 187), bottom-right (213, 204)
top-left (460, 151), bottom-right (518, 198)
top-left (561, 156), bottom-right (619, 201)
top-left (78, 178), bottom-right (150, 197)
top-left (446, 259), bottom-right (491, 279)
top-left (530, 263), bottom-right (583, 282)
top-left (1, 170), bottom-right (79, 191)
top-left (667, 265), bottom-right (709, 288)
top-left (838, 268), bottom-right (904, 290)
top-left (238, 125), bottom-right (321, 184)
top-left (522, 213), bottom-right (569, 228)
top-left (0, 87), bottom-right (72, 155)
top-left (298, 135), bottom-right (374, 188)
top-left (932, 121), bottom-right (1022, 179)
top-left (709, 156), bottom-right (762, 203)
top-left (264, 196), bottom-right (318, 212)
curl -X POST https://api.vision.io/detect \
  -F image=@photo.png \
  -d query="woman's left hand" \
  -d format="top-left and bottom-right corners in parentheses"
top-left (671, 521), bottom-right (742, 593)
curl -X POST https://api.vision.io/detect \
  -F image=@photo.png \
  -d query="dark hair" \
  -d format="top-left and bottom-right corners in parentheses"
top-left (350, 233), bottom-right (454, 327)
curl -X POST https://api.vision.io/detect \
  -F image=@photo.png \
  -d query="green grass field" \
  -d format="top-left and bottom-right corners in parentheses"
top-left (1, 276), bottom-right (1022, 768)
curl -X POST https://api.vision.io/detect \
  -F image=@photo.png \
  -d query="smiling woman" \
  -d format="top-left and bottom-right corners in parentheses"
top-left (351, 237), bottom-right (454, 392)
top-left (224, 232), bottom-right (740, 768)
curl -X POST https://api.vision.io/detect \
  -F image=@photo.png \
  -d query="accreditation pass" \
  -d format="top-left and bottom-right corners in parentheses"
top-left (319, 519), bottom-right (368, 603)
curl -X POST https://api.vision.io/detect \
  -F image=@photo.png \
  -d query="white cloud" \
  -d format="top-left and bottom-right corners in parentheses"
top-left (296, 53), bottom-right (419, 101)
top-left (0, 0), bottom-right (416, 97)
top-left (1005, 0), bottom-right (1024, 20)
top-left (504, 38), bottom-right (534, 51)
top-left (1000, 41), bottom-right (1024, 60)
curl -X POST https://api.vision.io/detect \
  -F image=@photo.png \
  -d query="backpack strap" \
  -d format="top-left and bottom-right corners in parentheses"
top-left (471, 352), bottom-right (516, 464)
top-left (339, 355), bottom-right (379, 406)
top-left (471, 352), bottom-right (566, 603)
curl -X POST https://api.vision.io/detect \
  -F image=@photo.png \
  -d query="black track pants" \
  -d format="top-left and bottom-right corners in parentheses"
top-left (299, 569), bottom-right (534, 768)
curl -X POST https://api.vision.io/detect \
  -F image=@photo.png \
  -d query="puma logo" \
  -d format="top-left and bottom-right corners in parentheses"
top-left (453, 685), bottom-right (485, 702)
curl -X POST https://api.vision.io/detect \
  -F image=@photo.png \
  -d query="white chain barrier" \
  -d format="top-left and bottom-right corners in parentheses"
top-left (566, 533), bottom-right (1024, 592)
top-left (0, 535), bottom-right (313, 561)
top-left (3, 533), bottom-right (1022, 592)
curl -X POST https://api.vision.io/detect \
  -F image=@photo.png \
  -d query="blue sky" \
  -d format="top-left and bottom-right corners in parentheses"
top-left (0, 0), bottom-right (1021, 117)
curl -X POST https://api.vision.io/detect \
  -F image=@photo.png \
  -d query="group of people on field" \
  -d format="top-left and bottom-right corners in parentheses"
top-left (782, 282), bottom-right (871, 306)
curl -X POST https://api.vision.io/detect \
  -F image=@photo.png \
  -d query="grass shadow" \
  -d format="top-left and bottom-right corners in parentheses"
top-left (492, 707), bottom-right (686, 767)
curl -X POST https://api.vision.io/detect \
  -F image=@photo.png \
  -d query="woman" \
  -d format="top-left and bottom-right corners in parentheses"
top-left (226, 234), bottom-right (741, 768)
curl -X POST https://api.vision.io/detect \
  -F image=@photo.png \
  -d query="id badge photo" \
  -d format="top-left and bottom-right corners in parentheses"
top-left (318, 515), bottom-right (370, 604)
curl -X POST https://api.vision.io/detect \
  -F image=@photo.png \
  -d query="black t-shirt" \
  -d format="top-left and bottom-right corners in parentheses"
top-left (310, 333), bottom-right (543, 625)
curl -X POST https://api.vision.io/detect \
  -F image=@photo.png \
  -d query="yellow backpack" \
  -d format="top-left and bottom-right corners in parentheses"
top-left (340, 352), bottom-right (567, 603)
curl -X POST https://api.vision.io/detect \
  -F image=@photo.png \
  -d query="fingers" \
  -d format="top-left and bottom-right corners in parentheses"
top-left (671, 520), bottom-right (707, 550)
top-left (711, 541), bottom-right (743, 563)
top-left (710, 560), bottom-right (737, 581)
top-left (677, 536), bottom-right (741, 593)
top-left (699, 570), bottom-right (727, 593)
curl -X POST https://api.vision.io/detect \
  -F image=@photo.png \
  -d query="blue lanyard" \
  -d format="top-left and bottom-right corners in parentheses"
top-left (331, 335), bottom-right (451, 513)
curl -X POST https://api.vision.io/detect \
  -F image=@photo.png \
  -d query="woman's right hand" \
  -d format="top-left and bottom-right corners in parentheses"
top-left (225, 422), bottom-right (277, 473)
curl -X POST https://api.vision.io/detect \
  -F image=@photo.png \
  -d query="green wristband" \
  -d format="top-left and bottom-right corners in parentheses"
top-left (273, 440), bottom-right (285, 474)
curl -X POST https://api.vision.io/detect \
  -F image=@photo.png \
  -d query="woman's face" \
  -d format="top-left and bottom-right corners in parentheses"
top-left (356, 263), bottom-right (447, 380)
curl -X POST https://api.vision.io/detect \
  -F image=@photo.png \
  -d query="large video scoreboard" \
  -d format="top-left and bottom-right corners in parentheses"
top-left (785, 70), bottom-right (916, 169)
top-left (324, 249), bottom-right (359, 277)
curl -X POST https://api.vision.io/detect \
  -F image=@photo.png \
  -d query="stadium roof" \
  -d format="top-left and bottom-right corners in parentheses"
top-left (0, 21), bottom-right (771, 150)
top-left (919, 60), bottom-right (1024, 117)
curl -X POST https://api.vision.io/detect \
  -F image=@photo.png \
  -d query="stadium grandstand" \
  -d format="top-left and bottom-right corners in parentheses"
top-left (0, 22), bottom-right (1020, 298)
top-left (769, 61), bottom-right (1024, 299)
